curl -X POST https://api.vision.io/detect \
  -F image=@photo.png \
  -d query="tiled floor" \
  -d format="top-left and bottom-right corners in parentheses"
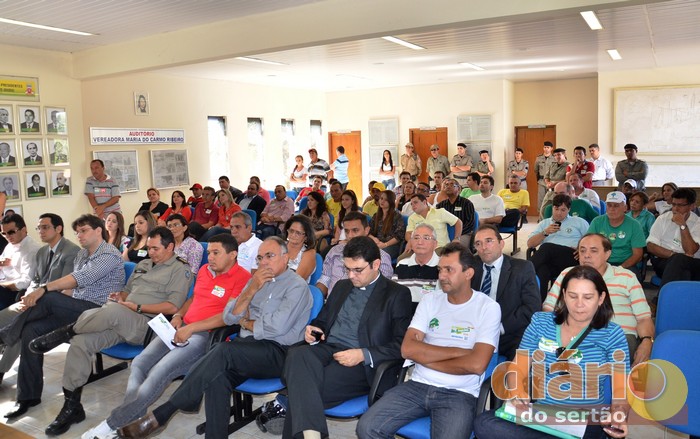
top-left (0, 221), bottom-right (691, 438)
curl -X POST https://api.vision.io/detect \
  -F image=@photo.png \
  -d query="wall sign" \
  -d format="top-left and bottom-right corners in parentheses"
top-left (90, 127), bottom-right (185, 145)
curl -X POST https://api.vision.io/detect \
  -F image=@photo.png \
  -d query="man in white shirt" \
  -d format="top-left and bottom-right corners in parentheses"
top-left (469, 175), bottom-right (505, 225)
top-left (394, 224), bottom-right (440, 303)
top-left (0, 214), bottom-right (41, 309)
top-left (229, 211), bottom-right (261, 273)
top-left (567, 172), bottom-right (601, 211)
top-left (588, 143), bottom-right (614, 186)
top-left (357, 242), bottom-right (501, 439)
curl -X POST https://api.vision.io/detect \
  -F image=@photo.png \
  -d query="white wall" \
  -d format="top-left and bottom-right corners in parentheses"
top-left (81, 73), bottom-right (326, 218)
top-left (0, 44), bottom-right (83, 241)
top-left (327, 80), bottom-right (515, 197)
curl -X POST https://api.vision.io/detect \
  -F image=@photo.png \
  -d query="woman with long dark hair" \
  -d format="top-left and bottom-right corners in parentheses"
top-left (369, 190), bottom-right (405, 259)
top-left (379, 149), bottom-right (396, 190)
top-left (300, 191), bottom-right (332, 251)
top-left (331, 189), bottom-right (359, 246)
top-left (160, 190), bottom-right (192, 225)
top-left (124, 211), bottom-right (157, 263)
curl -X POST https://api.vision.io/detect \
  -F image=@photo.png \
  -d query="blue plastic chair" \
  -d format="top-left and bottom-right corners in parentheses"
top-left (197, 285), bottom-right (325, 435)
top-left (286, 190), bottom-right (298, 200)
top-left (599, 201), bottom-right (607, 215)
top-left (242, 208), bottom-right (257, 231)
top-left (473, 211), bottom-right (479, 233)
top-left (396, 352), bottom-right (504, 438)
top-left (498, 212), bottom-right (521, 256)
top-left (447, 223), bottom-right (455, 241)
top-left (655, 281), bottom-right (700, 336)
top-left (298, 196), bottom-right (309, 212)
top-left (200, 242), bottom-right (209, 267)
top-left (89, 261), bottom-right (189, 383)
top-left (648, 330), bottom-right (700, 437)
top-left (268, 190), bottom-right (275, 200)
top-left (309, 253), bottom-right (323, 285)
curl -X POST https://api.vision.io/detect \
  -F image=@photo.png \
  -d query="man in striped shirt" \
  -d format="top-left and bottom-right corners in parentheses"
top-left (0, 214), bottom-right (124, 420)
top-left (542, 233), bottom-right (654, 366)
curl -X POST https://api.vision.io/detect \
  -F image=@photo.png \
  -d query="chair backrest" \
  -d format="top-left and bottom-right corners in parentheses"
top-left (309, 253), bottom-right (323, 285)
top-left (656, 281), bottom-right (700, 335)
top-left (599, 201), bottom-right (606, 215)
top-left (298, 196), bottom-right (309, 212)
top-left (447, 223), bottom-right (455, 241)
top-left (308, 285), bottom-right (325, 323)
top-left (268, 190), bottom-right (275, 200)
top-left (242, 209), bottom-right (257, 230)
top-left (286, 190), bottom-right (298, 200)
top-left (473, 211), bottom-right (480, 233)
top-left (649, 330), bottom-right (700, 436)
top-left (328, 213), bottom-right (335, 230)
top-left (200, 242), bottom-right (209, 267)
top-left (124, 261), bottom-right (137, 282)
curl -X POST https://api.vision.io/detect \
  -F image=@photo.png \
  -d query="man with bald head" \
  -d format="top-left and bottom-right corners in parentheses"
top-left (541, 181), bottom-right (598, 223)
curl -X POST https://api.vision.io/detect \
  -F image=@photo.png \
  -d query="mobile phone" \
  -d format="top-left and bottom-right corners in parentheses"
top-left (554, 221), bottom-right (562, 226)
top-left (311, 330), bottom-right (324, 342)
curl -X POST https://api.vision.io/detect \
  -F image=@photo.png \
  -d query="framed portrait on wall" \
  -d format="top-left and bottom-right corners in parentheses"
top-left (0, 105), bottom-right (14, 134)
top-left (0, 172), bottom-right (21, 201)
top-left (17, 105), bottom-right (41, 134)
top-left (21, 139), bottom-right (44, 166)
top-left (25, 170), bottom-right (47, 199)
top-left (134, 91), bottom-right (149, 115)
top-left (0, 139), bottom-right (18, 168)
top-left (45, 106), bottom-right (68, 135)
top-left (51, 169), bottom-right (71, 196)
top-left (49, 138), bottom-right (69, 165)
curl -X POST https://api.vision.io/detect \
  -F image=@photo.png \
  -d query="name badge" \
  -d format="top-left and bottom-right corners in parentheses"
top-left (211, 285), bottom-right (225, 298)
top-left (455, 207), bottom-right (462, 212)
top-left (205, 209), bottom-right (212, 214)
top-left (420, 283), bottom-right (436, 296)
top-left (450, 325), bottom-right (473, 340)
top-left (94, 187), bottom-right (107, 194)
top-left (538, 337), bottom-right (558, 353)
top-left (137, 249), bottom-right (147, 257)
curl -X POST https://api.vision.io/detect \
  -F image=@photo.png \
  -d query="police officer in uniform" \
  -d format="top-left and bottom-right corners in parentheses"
top-left (534, 141), bottom-right (554, 209)
top-left (450, 142), bottom-right (473, 188)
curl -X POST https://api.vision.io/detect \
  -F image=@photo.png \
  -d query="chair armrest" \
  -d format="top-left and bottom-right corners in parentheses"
top-left (368, 359), bottom-right (405, 406)
top-left (206, 325), bottom-right (240, 351)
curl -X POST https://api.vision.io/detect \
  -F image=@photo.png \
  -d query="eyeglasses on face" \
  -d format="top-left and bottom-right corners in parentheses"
top-left (344, 264), bottom-right (369, 274)
top-left (256, 252), bottom-right (282, 263)
top-left (35, 225), bottom-right (54, 231)
top-left (287, 229), bottom-right (306, 237)
top-left (1, 228), bottom-right (18, 236)
top-left (411, 235), bottom-right (435, 241)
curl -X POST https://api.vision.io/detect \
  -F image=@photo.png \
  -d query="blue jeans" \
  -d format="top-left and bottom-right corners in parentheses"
top-left (474, 409), bottom-right (607, 439)
top-left (105, 331), bottom-right (209, 429)
top-left (382, 179), bottom-right (396, 190)
top-left (356, 380), bottom-right (477, 439)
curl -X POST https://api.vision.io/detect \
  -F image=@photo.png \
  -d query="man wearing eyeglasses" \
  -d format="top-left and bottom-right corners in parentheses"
top-left (647, 187), bottom-right (700, 283)
top-left (83, 233), bottom-right (250, 439)
top-left (118, 236), bottom-right (312, 438)
top-left (30, 227), bottom-right (192, 436)
top-left (0, 214), bottom-right (79, 384)
top-left (471, 224), bottom-right (539, 361)
top-left (394, 224), bottom-right (440, 302)
top-left (316, 211), bottom-right (393, 297)
top-left (282, 235), bottom-right (412, 439)
top-left (0, 214), bottom-right (124, 421)
top-left (0, 214), bottom-right (41, 309)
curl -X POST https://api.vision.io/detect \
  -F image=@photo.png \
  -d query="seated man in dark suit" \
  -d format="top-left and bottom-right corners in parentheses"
top-left (471, 224), bottom-right (540, 360)
top-left (281, 236), bottom-right (413, 438)
top-left (236, 182), bottom-right (267, 220)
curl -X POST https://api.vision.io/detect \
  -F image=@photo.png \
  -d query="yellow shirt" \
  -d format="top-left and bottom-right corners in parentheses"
top-left (362, 200), bottom-right (379, 217)
top-left (497, 188), bottom-right (530, 210)
top-left (326, 198), bottom-right (342, 219)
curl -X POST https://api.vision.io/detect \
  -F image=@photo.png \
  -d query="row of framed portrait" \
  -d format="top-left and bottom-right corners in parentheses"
top-left (0, 138), bottom-right (69, 168)
top-left (0, 104), bottom-right (68, 135)
top-left (1, 170), bottom-right (71, 202)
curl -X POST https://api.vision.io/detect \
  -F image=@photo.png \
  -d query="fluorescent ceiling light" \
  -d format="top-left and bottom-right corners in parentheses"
top-left (580, 11), bottom-right (603, 30)
top-left (0, 17), bottom-right (93, 35)
top-left (382, 36), bottom-right (425, 50)
top-left (607, 49), bottom-right (622, 60)
top-left (459, 62), bottom-right (485, 71)
top-left (235, 56), bottom-right (287, 66)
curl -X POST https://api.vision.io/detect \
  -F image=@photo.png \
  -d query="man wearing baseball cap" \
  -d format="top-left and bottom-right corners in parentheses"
top-left (361, 182), bottom-right (385, 217)
top-left (615, 143), bottom-right (648, 191)
top-left (588, 191), bottom-right (646, 278)
top-left (188, 183), bottom-right (203, 206)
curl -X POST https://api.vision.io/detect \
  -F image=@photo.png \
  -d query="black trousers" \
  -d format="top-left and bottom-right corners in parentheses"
top-left (168, 336), bottom-right (288, 438)
top-left (661, 253), bottom-right (700, 286)
top-left (282, 343), bottom-right (371, 438)
top-left (530, 243), bottom-right (578, 302)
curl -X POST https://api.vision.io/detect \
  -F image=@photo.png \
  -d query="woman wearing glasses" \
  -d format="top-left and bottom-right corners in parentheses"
top-left (283, 215), bottom-right (317, 282)
top-left (474, 265), bottom-right (630, 439)
top-left (166, 214), bottom-right (203, 274)
top-left (369, 190), bottom-right (405, 260)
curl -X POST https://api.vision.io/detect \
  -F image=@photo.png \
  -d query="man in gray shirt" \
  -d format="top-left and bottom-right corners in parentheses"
top-left (118, 236), bottom-right (313, 438)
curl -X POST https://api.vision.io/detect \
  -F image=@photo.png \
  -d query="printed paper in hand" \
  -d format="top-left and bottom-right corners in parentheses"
top-left (147, 313), bottom-right (176, 350)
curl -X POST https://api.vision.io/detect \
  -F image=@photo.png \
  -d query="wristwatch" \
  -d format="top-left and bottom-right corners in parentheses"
top-left (136, 304), bottom-right (142, 314)
top-left (680, 225), bottom-right (687, 231)
top-left (639, 335), bottom-right (654, 343)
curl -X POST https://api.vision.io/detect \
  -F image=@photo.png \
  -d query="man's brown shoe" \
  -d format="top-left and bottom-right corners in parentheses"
top-left (117, 412), bottom-right (160, 438)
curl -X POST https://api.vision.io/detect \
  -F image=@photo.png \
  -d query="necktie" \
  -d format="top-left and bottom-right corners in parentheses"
top-left (47, 250), bottom-right (54, 267)
top-left (481, 265), bottom-right (493, 297)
